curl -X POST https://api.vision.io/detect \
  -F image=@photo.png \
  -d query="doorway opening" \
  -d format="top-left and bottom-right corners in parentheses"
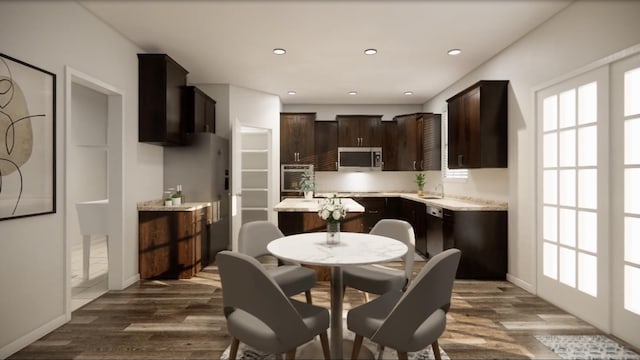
top-left (65, 67), bottom-right (124, 314)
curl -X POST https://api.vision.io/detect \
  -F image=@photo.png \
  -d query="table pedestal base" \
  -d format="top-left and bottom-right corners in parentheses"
top-left (297, 338), bottom-right (374, 360)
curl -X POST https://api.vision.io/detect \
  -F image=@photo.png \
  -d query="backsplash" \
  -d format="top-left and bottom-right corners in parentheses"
top-left (315, 168), bottom-right (509, 204)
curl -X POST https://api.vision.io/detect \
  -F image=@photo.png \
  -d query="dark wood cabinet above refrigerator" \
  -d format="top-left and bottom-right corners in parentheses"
top-left (183, 86), bottom-right (216, 134)
top-left (138, 53), bottom-right (189, 145)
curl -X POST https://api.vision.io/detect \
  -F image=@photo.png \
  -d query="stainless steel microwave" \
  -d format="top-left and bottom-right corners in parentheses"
top-left (338, 147), bottom-right (382, 171)
top-left (281, 164), bottom-right (313, 192)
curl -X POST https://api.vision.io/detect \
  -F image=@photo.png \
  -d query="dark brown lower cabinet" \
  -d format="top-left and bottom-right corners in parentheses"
top-left (443, 209), bottom-right (507, 279)
top-left (139, 207), bottom-right (209, 279)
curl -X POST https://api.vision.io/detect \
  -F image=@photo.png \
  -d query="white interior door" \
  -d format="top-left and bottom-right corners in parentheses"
top-left (536, 66), bottom-right (610, 330)
top-left (610, 52), bottom-right (640, 348)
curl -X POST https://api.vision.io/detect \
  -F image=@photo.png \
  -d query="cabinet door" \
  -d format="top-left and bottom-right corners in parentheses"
top-left (396, 114), bottom-right (423, 170)
top-left (314, 121), bottom-right (338, 171)
top-left (204, 97), bottom-right (216, 133)
top-left (381, 121), bottom-right (398, 170)
top-left (423, 114), bottom-right (442, 170)
top-left (447, 81), bottom-right (507, 168)
top-left (337, 115), bottom-right (382, 147)
top-left (280, 113), bottom-right (315, 164)
top-left (337, 117), bottom-right (361, 147)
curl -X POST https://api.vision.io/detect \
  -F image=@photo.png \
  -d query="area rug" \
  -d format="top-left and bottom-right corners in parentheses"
top-left (535, 335), bottom-right (640, 360)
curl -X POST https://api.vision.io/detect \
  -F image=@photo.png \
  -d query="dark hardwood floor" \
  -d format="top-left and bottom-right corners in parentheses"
top-left (8, 256), bottom-right (631, 359)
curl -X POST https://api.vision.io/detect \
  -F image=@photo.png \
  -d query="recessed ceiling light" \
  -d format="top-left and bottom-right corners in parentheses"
top-left (273, 48), bottom-right (286, 55)
top-left (348, 91), bottom-right (358, 95)
top-left (447, 48), bottom-right (462, 56)
top-left (403, 91), bottom-right (414, 96)
top-left (364, 48), bottom-right (377, 55)
top-left (287, 90), bottom-right (296, 95)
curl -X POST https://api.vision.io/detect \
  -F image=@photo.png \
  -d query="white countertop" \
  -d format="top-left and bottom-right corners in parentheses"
top-left (267, 232), bottom-right (408, 266)
top-left (315, 192), bottom-right (508, 211)
top-left (273, 197), bottom-right (365, 212)
top-left (137, 200), bottom-right (212, 212)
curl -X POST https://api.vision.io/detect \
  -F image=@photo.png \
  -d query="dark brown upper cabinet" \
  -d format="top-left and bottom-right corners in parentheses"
top-left (381, 120), bottom-right (399, 171)
top-left (314, 121), bottom-right (338, 171)
top-left (138, 54), bottom-right (189, 146)
top-left (391, 113), bottom-right (441, 171)
top-left (447, 80), bottom-right (508, 169)
top-left (183, 86), bottom-right (216, 134)
top-left (337, 115), bottom-right (382, 147)
top-left (280, 112), bottom-right (316, 164)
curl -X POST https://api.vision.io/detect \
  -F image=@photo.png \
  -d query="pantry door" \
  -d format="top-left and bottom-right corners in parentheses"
top-left (536, 66), bottom-right (610, 331)
top-left (610, 52), bottom-right (640, 348)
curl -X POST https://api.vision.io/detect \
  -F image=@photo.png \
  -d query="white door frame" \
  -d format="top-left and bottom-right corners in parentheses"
top-left (64, 67), bottom-right (124, 319)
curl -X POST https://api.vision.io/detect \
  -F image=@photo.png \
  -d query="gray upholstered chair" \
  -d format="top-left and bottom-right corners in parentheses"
top-left (347, 248), bottom-right (461, 360)
top-left (342, 219), bottom-right (415, 302)
top-left (238, 221), bottom-right (316, 304)
top-left (217, 251), bottom-right (330, 360)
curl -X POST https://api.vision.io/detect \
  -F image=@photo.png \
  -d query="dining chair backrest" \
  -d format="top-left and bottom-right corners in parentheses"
top-left (216, 250), bottom-right (310, 345)
top-left (370, 248), bottom-right (461, 350)
top-left (238, 221), bottom-right (285, 259)
top-left (369, 219), bottom-right (415, 282)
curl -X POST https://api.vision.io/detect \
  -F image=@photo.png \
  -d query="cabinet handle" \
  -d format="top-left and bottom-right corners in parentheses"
top-left (335, 161), bottom-right (338, 170)
top-left (413, 160), bottom-right (416, 170)
top-left (458, 154), bottom-right (463, 167)
top-left (420, 160), bottom-right (424, 170)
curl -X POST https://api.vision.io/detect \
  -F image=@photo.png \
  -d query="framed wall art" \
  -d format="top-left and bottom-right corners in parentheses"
top-left (0, 53), bottom-right (56, 220)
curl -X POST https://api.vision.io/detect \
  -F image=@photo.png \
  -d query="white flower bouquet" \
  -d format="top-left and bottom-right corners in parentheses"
top-left (318, 195), bottom-right (346, 224)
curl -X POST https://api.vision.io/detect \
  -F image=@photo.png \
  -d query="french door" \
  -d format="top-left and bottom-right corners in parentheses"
top-left (537, 49), bottom-right (640, 348)
top-left (537, 66), bottom-right (610, 330)
top-left (611, 52), bottom-right (640, 347)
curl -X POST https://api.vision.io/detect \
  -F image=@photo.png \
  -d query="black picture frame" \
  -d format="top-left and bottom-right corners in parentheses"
top-left (0, 53), bottom-right (56, 221)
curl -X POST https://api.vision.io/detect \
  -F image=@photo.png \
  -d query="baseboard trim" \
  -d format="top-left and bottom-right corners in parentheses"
top-left (122, 273), bottom-right (140, 289)
top-left (0, 314), bottom-right (67, 359)
top-left (507, 273), bottom-right (536, 294)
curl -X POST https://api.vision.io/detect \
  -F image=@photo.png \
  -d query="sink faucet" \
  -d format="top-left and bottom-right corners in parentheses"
top-left (435, 183), bottom-right (444, 198)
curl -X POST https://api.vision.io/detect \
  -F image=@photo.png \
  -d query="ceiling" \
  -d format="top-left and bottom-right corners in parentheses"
top-left (80, 0), bottom-right (571, 105)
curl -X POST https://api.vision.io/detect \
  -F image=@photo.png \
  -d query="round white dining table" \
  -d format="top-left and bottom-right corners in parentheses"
top-left (267, 232), bottom-right (408, 359)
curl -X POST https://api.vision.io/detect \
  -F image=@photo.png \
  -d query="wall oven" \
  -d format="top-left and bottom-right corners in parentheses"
top-left (281, 164), bottom-right (313, 192)
top-left (338, 147), bottom-right (382, 171)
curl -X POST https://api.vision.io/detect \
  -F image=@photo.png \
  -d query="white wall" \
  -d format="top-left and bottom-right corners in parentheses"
top-left (282, 104), bottom-right (422, 121)
top-left (422, 0), bottom-right (640, 291)
top-left (0, 2), bottom-right (160, 357)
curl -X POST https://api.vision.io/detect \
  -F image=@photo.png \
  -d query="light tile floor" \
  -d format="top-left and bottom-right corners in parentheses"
top-left (70, 236), bottom-right (108, 311)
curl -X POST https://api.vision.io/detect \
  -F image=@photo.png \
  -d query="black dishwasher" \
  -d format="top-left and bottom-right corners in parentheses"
top-left (425, 205), bottom-right (444, 258)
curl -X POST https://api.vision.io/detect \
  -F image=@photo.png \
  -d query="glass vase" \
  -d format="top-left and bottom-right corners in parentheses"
top-left (326, 221), bottom-right (341, 245)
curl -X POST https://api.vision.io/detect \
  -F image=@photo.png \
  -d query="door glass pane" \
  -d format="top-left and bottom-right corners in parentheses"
top-left (559, 169), bottom-right (576, 207)
top-left (544, 242), bottom-right (558, 279)
top-left (544, 170), bottom-right (558, 205)
top-left (625, 168), bottom-right (640, 215)
top-left (578, 211), bottom-right (598, 253)
top-left (625, 217), bottom-right (640, 265)
top-left (578, 253), bottom-right (598, 297)
top-left (559, 129), bottom-right (576, 167)
top-left (625, 118), bottom-right (640, 165)
top-left (544, 95), bottom-right (558, 131)
top-left (625, 265), bottom-right (640, 315)
top-left (559, 89), bottom-right (576, 128)
top-left (578, 169), bottom-right (597, 209)
top-left (560, 247), bottom-right (576, 288)
top-left (578, 82), bottom-right (598, 125)
top-left (544, 133), bottom-right (558, 168)
top-left (578, 125), bottom-right (597, 166)
top-left (625, 67), bottom-right (640, 117)
top-left (559, 209), bottom-right (576, 247)
top-left (544, 206), bottom-right (558, 242)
